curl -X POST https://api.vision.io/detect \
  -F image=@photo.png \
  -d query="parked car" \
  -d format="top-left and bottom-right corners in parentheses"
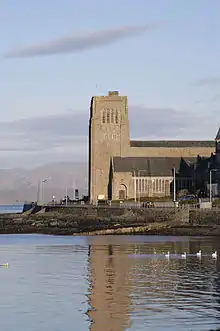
top-left (178, 195), bottom-right (198, 203)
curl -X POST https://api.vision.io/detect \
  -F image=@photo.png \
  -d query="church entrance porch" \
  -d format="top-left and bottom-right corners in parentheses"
top-left (119, 184), bottom-right (127, 200)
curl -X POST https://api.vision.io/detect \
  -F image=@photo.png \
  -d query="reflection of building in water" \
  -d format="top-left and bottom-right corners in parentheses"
top-left (87, 240), bottom-right (133, 331)
top-left (87, 240), bottom-right (220, 328)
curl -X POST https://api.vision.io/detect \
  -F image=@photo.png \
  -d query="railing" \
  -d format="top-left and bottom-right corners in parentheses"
top-left (41, 201), bottom-right (220, 210)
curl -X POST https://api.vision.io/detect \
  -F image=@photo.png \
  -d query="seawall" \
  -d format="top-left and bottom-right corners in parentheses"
top-left (1, 206), bottom-right (220, 236)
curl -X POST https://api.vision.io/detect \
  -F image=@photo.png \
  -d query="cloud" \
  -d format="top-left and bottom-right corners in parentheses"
top-left (4, 24), bottom-right (159, 58)
top-left (0, 104), bottom-right (219, 202)
top-left (0, 105), bottom-right (219, 168)
top-left (128, 107), bottom-right (219, 140)
top-left (211, 93), bottom-right (220, 103)
top-left (192, 76), bottom-right (220, 87)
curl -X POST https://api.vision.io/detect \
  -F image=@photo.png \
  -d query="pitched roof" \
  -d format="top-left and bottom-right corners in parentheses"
top-left (215, 128), bottom-right (220, 140)
top-left (112, 156), bottom-right (196, 177)
top-left (130, 140), bottom-right (215, 148)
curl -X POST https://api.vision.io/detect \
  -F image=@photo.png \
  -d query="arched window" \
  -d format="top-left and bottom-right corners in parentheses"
top-left (107, 109), bottom-right (110, 123)
top-left (111, 109), bottom-right (114, 123)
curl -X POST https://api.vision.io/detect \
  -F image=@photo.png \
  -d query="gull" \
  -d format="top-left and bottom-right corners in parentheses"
top-left (212, 251), bottom-right (217, 259)
top-left (181, 252), bottom-right (187, 259)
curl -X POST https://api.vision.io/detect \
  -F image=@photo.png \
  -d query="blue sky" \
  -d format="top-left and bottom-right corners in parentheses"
top-left (0, 0), bottom-right (220, 168)
top-left (1, 0), bottom-right (220, 120)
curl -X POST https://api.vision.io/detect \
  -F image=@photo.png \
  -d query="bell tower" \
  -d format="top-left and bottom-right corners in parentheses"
top-left (88, 91), bottom-right (130, 203)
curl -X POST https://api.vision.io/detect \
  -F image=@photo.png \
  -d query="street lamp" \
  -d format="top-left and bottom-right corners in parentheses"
top-left (138, 170), bottom-right (145, 205)
top-left (133, 170), bottom-right (137, 202)
top-left (40, 177), bottom-right (51, 205)
top-left (173, 167), bottom-right (176, 203)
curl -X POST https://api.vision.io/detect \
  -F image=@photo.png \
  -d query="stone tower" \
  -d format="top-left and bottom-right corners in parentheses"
top-left (89, 91), bottom-right (130, 203)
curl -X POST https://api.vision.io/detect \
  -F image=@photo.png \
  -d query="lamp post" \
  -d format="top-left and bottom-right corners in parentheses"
top-left (151, 179), bottom-right (155, 197)
top-left (37, 180), bottom-right (41, 205)
top-left (133, 170), bottom-right (136, 202)
top-left (138, 170), bottom-right (145, 206)
top-left (41, 177), bottom-right (51, 205)
top-left (65, 186), bottom-right (68, 206)
top-left (173, 167), bottom-right (176, 203)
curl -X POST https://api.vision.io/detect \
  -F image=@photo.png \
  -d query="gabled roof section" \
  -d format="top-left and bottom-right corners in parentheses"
top-left (112, 156), bottom-right (197, 177)
top-left (215, 128), bottom-right (220, 141)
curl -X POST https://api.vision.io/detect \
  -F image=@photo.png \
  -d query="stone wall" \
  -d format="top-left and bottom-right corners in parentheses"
top-left (189, 210), bottom-right (220, 225)
top-left (2, 207), bottom-right (220, 235)
top-left (0, 207), bottom-right (188, 235)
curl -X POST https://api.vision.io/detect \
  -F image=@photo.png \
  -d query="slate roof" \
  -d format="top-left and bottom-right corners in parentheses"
top-left (130, 140), bottom-right (215, 148)
top-left (112, 156), bottom-right (196, 177)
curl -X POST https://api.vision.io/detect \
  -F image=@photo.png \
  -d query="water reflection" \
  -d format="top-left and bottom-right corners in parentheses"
top-left (0, 235), bottom-right (220, 330)
top-left (86, 236), bottom-right (220, 331)
top-left (87, 238), bottom-right (133, 331)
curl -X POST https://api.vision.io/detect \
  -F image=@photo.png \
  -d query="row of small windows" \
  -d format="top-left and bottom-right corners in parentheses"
top-left (134, 177), bottom-right (193, 194)
top-left (134, 178), bottom-right (171, 194)
top-left (102, 109), bottom-right (120, 124)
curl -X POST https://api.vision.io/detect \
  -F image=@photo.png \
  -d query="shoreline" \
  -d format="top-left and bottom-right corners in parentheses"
top-left (0, 205), bottom-right (220, 236)
top-left (0, 224), bottom-right (220, 237)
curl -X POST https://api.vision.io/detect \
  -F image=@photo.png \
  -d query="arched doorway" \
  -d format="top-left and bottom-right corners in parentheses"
top-left (119, 184), bottom-right (127, 200)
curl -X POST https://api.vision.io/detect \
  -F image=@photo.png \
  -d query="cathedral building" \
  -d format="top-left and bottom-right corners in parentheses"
top-left (88, 91), bottom-right (215, 203)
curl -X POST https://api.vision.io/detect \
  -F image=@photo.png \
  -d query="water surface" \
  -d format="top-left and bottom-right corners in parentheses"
top-left (0, 234), bottom-right (219, 331)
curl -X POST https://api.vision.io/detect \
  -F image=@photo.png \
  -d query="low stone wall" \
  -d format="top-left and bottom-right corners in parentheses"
top-left (0, 207), bottom-right (188, 235)
top-left (1, 206), bottom-right (220, 236)
top-left (45, 206), bottom-right (188, 220)
top-left (189, 210), bottom-right (220, 225)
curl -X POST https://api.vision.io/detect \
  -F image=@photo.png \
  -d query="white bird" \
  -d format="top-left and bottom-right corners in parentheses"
top-left (212, 251), bottom-right (217, 259)
top-left (196, 250), bottom-right (202, 257)
top-left (181, 252), bottom-right (187, 259)
top-left (165, 251), bottom-right (170, 258)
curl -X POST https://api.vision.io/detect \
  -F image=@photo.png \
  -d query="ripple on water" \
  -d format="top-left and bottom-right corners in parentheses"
top-left (0, 235), bottom-right (220, 330)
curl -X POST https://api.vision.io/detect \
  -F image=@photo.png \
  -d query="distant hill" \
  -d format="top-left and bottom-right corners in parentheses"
top-left (0, 162), bottom-right (87, 204)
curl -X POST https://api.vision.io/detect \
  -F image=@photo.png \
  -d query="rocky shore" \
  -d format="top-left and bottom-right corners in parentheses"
top-left (0, 205), bottom-right (220, 236)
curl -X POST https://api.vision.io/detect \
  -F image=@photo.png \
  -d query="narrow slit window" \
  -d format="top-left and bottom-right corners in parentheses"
top-left (115, 110), bottom-right (119, 123)
top-left (111, 109), bottom-right (114, 123)
top-left (102, 111), bottom-right (105, 123)
top-left (107, 110), bottom-right (110, 123)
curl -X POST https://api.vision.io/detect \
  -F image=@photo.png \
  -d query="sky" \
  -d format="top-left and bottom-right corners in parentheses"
top-left (1, 0), bottom-right (220, 168)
